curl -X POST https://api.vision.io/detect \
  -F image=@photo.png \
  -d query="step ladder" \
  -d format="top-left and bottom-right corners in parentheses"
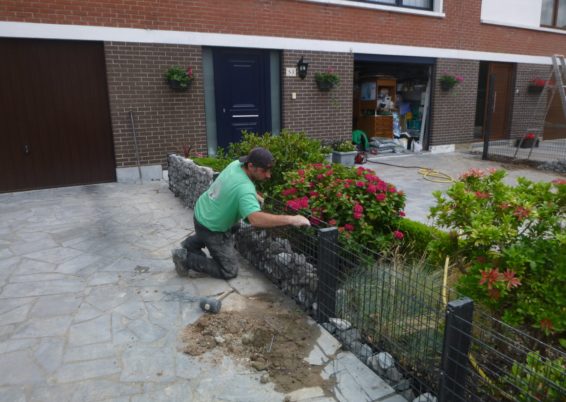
top-left (552, 54), bottom-right (566, 119)
top-left (514, 54), bottom-right (566, 159)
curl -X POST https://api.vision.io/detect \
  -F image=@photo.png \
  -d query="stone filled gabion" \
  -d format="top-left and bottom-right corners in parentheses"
top-left (538, 160), bottom-right (566, 174)
top-left (167, 154), bottom-right (214, 209)
top-left (235, 225), bottom-right (318, 311)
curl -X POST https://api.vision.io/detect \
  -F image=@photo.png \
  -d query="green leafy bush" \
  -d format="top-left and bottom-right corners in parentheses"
top-left (225, 130), bottom-right (330, 195)
top-left (501, 351), bottom-right (566, 401)
top-left (192, 157), bottom-right (231, 173)
top-left (276, 163), bottom-right (406, 250)
top-left (165, 65), bottom-right (194, 88)
top-left (429, 169), bottom-right (566, 340)
top-left (397, 218), bottom-right (454, 267)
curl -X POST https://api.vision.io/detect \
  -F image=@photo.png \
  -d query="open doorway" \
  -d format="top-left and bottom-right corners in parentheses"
top-left (353, 56), bottom-right (433, 153)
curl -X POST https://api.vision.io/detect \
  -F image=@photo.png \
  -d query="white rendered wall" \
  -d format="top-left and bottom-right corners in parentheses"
top-left (481, 0), bottom-right (542, 28)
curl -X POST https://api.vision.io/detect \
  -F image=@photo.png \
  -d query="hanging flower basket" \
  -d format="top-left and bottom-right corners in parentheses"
top-left (316, 80), bottom-right (335, 91)
top-left (527, 84), bottom-right (544, 94)
top-left (168, 79), bottom-right (189, 92)
top-left (165, 65), bottom-right (194, 92)
top-left (440, 81), bottom-right (453, 92)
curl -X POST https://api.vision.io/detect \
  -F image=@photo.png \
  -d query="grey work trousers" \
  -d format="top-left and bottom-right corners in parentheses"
top-left (180, 217), bottom-right (240, 279)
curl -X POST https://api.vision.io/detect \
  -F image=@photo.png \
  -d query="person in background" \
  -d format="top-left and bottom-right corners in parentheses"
top-left (172, 147), bottom-right (310, 279)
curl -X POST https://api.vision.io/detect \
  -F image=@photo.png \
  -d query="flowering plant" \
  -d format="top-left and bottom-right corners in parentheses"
top-left (529, 78), bottom-right (547, 87)
top-left (523, 132), bottom-right (536, 140)
top-left (439, 73), bottom-right (464, 90)
top-left (276, 163), bottom-right (406, 250)
top-left (314, 67), bottom-right (340, 86)
top-left (430, 168), bottom-right (566, 340)
top-left (165, 65), bottom-right (194, 89)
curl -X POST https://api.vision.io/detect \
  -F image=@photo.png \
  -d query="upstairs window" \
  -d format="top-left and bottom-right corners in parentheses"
top-left (350, 0), bottom-right (433, 11)
top-left (541, 0), bottom-right (566, 29)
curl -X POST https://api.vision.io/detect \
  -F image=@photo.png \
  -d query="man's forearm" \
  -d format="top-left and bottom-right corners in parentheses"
top-left (247, 211), bottom-right (301, 228)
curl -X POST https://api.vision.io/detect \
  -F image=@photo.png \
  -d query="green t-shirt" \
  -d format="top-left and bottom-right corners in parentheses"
top-left (194, 160), bottom-right (261, 232)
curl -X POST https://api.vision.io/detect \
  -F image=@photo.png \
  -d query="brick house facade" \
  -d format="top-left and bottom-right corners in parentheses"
top-left (1, 0), bottom-right (564, 187)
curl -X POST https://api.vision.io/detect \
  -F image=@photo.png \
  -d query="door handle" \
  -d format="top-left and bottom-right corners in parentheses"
top-left (23, 144), bottom-right (30, 155)
top-left (232, 114), bottom-right (259, 118)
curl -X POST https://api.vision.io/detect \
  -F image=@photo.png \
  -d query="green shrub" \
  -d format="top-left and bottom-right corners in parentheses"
top-left (429, 169), bottom-right (566, 340)
top-left (225, 130), bottom-right (330, 195)
top-left (192, 157), bottom-right (231, 173)
top-left (501, 352), bottom-right (566, 402)
top-left (397, 218), bottom-right (454, 267)
top-left (332, 140), bottom-right (356, 152)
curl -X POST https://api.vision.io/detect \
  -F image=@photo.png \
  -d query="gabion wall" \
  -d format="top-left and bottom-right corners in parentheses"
top-left (167, 154), bottom-right (214, 209)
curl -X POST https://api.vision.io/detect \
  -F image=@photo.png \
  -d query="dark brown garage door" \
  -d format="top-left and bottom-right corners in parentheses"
top-left (0, 38), bottom-right (116, 192)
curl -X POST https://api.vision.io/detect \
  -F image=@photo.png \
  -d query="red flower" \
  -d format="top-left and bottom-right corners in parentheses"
top-left (552, 178), bottom-right (566, 185)
top-left (309, 191), bottom-right (319, 198)
top-left (513, 206), bottom-right (530, 220)
top-left (325, 169), bottom-right (333, 176)
top-left (375, 193), bottom-right (386, 202)
top-left (393, 230), bottom-right (404, 240)
top-left (502, 269), bottom-right (521, 290)
top-left (353, 203), bottom-right (364, 213)
top-left (282, 188), bottom-right (297, 196)
top-left (540, 318), bottom-right (554, 332)
top-left (479, 268), bottom-right (501, 290)
top-left (298, 169), bottom-right (305, 177)
top-left (316, 174), bottom-right (324, 180)
top-left (475, 191), bottom-right (490, 199)
top-left (344, 223), bottom-right (354, 232)
top-left (524, 133), bottom-right (536, 140)
top-left (356, 181), bottom-right (365, 188)
top-left (399, 211), bottom-right (406, 217)
top-left (328, 219), bottom-right (337, 226)
top-left (353, 212), bottom-right (362, 220)
top-left (367, 184), bottom-right (377, 194)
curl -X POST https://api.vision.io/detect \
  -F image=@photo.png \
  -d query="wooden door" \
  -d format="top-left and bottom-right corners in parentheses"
top-left (213, 48), bottom-right (271, 149)
top-left (0, 38), bottom-right (116, 192)
top-left (484, 63), bottom-right (514, 140)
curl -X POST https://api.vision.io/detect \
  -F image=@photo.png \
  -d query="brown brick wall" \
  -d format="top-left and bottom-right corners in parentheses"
top-left (1, 0), bottom-right (564, 57)
top-left (104, 42), bottom-right (206, 168)
top-left (282, 50), bottom-right (353, 142)
top-left (509, 63), bottom-right (552, 140)
top-left (429, 59), bottom-right (480, 146)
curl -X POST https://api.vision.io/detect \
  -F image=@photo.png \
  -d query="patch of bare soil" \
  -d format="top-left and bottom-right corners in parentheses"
top-left (181, 293), bottom-right (336, 394)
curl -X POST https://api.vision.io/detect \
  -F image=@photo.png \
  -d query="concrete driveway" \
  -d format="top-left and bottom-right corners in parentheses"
top-left (366, 152), bottom-right (563, 223)
top-left (0, 182), bottom-right (398, 402)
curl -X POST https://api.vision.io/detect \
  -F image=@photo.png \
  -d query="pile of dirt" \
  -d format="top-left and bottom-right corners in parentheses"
top-left (181, 293), bottom-right (335, 394)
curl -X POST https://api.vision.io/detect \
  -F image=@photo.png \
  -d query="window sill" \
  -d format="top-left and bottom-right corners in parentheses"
top-left (481, 19), bottom-right (566, 35)
top-left (300, 0), bottom-right (445, 18)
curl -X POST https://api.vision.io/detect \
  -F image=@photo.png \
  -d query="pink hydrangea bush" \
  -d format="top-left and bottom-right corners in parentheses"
top-left (276, 163), bottom-right (406, 250)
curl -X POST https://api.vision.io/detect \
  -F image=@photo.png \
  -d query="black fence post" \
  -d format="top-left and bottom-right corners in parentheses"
top-left (482, 74), bottom-right (496, 160)
top-left (316, 227), bottom-right (339, 323)
top-left (439, 297), bottom-right (474, 402)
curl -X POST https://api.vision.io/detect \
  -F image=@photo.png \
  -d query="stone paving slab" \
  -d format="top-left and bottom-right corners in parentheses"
top-left (0, 181), bottom-right (400, 402)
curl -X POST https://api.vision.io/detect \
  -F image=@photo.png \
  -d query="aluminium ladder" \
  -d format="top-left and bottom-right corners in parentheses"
top-left (514, 54), bottom-right (566, 159)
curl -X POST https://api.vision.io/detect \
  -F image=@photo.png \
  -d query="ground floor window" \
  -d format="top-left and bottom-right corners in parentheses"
top-left (541, 0), bottom-right (566, 29)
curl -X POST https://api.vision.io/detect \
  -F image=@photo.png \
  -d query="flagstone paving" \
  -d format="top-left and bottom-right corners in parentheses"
top-left (0, 181), bottom-right (399, 402)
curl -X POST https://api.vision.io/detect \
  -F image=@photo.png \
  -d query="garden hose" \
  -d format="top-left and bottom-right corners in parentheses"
top-left (367, 160), bottom-right (455, 183)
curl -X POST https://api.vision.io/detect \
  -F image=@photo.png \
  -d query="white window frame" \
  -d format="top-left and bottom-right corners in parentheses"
top-left (300, 0), bottom-right (445, 18)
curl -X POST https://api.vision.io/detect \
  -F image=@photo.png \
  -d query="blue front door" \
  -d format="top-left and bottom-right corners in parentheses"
top-left (213, 48), bottom-right (271, 149)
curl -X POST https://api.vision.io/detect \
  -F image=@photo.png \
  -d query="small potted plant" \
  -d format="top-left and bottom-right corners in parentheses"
top-left (331, 140), bottom-right (357, 166)
top-left (315, 67), bottom-right (340, 91)
top-left (516, 132), bottom-right (539, 148)
top-left (165, 65), bottom-right (194, 91)
top-left (439, 73), bottom-right (464, 91)
top-left (527, 78), bottom-right (546, 94)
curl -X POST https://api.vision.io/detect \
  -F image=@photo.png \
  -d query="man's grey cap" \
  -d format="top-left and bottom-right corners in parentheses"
top-left (239, 147), bottom-right (275, 169)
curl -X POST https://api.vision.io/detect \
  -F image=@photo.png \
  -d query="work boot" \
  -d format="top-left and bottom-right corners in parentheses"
top-left (172, 248), bottom-right (189, 277)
